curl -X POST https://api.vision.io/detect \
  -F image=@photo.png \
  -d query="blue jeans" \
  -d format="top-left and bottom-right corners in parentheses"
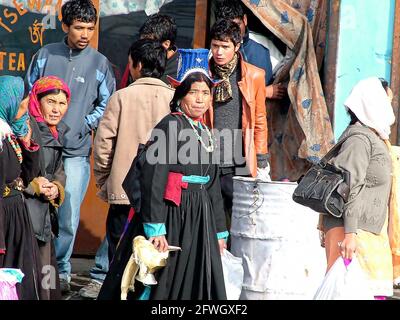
top-left (55, 156), bottom-right (90, 281)
top-left (89, 237), bottom-right (109, 282)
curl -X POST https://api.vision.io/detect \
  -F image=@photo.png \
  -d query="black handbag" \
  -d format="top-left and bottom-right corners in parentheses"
top-left (292, 135), bottom-right (360, 218)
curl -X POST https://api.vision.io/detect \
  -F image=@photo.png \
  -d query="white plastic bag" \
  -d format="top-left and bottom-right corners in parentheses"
top-left (221, 249), bottom-right (244, 300)
top-left (256, 165), bottom-right (271, 182)
top-left (313, 256), bottom-right (374, 300)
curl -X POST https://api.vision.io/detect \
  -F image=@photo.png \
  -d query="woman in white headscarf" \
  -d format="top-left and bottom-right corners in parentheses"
top-left (321, 77), bottom-right (398, 299)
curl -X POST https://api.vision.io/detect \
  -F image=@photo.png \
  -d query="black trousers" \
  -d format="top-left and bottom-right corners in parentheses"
top-left (219, 170), bottom-right (234, 240)
top-left (219, 170), bottom-right (233, 250)
top-left (105, 204), bottom-right (130, 262)
top-left (220, 172), bottom-right (234, 212)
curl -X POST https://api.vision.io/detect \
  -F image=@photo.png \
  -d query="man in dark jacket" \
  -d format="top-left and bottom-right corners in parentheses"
top-left (25, 0), bottom-right (116, 293)
top-left (215, 0), bottom-right (286, 99)
top-left (139, 13), bottom-right (178, 84)
top-left (119, 13), bottom-right (178, 88)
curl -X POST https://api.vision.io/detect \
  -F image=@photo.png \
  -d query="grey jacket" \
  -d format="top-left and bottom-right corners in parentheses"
top-left (323, 124), bottom-right (391, 234)
top-left (25, 38), bottom-right (116, 157)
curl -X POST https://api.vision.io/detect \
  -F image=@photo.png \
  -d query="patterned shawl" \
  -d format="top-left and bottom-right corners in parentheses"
top-left (29, 76), bottom-right (71, 140)
top-left (0, 76), bottom-right (28, 139)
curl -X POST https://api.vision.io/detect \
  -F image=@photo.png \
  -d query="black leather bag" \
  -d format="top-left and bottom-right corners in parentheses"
top-left (292, 135), bottom-right (356, 218)
top-left (122, 114), bottom-right (185, 212)
top-left (122, 141), bottom-right (152, 213)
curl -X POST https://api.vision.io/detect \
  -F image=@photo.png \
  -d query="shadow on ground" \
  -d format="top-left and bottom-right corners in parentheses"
top-left (62, 257), bottom-right (95, 300)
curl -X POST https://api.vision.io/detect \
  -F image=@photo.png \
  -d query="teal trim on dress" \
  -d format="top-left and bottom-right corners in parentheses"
top-left (217, 231), bottom-right (229, 241)
top-left (0, 268), bottom-right (24, 283)
top-left (138, 285), bottom-right (151, 300)
top-left (182, 175), bottom-right (210, 184)
top-left (143, 223), bottom-right (166, 238)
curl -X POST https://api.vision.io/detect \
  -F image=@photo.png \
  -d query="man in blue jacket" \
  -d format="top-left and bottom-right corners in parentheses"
top-left (25, 0), bottom-right (116, 293)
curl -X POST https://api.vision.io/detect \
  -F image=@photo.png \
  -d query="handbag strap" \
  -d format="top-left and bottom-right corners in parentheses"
top-left (320, 131), bottom-right (372, 166)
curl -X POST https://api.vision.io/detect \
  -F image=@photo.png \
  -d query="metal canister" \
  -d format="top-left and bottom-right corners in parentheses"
top-left (230, 177), bottom-right (326, 300)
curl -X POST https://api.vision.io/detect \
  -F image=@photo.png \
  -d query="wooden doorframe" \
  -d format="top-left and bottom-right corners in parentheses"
top-left (89, 0), bottom-right (100, 50)
top-left (323, 0), bottom-right (340, 131)
top-left (391, 0), bottom-right (400, 145)
top-left (193, 0), bottom-right (209, 48)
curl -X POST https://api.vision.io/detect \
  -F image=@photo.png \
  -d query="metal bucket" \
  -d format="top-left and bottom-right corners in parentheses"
top-left (230, 177), bottom-right (326, 300)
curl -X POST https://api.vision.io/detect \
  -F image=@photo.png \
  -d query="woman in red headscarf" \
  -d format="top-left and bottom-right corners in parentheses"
top-left (25, 75), bottom-right (71, 299)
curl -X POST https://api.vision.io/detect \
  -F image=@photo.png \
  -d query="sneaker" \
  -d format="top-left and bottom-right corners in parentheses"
top-left (60, 278), bottom-right (71, 294)
top-left (79, 280), bottom-right (103, 299)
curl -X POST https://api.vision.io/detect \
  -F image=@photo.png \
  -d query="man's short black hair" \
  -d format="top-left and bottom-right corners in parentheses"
top-left (62, 0), bottom-right (97, 26)
top-left (215, 0), bottom-right (245, 21)
top-left (129, 39), bottom-right (167, 79)
top-left (138, 14), bottom-right (177, 48)
top-left (210, 19), bottom-right (242, 46)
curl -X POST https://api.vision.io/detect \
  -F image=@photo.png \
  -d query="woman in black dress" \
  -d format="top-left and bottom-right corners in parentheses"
top-left (24, 75), bottom-right (71, 300)
top-left (99, 49), bottom-right (228, 300)
top-left (0, 75), bottom-right (44, 300)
